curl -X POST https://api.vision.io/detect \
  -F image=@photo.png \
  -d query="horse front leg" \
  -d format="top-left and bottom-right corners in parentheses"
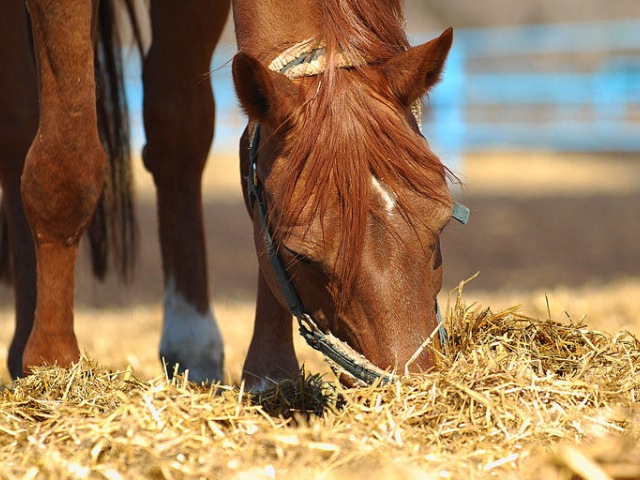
top-left (20, 0), bottom-right (104, 374)
top-left (142, 0), bottom-right (230, 383)
top-left (242, 269), bottom-right (299, 391)
top-left (0, 0), bottom-right (38, 378)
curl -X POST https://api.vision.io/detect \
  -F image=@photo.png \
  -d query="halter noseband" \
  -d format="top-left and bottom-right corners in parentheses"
top-left (245, 43), bottom-right (469, 386)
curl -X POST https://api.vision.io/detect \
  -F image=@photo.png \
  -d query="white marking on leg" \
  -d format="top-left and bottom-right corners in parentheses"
top-left (371, 176), bottom-right (396, 212)
top-left (160, 278), bottom-right (224, 383)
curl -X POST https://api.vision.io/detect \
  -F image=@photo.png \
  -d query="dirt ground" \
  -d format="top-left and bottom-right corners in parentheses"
top-left (0, 151), bottom-right (638, 382)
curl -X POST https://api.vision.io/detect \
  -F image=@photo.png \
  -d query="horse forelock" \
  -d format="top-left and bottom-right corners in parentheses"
top-left (320, 0), bottom-right (408, 64)
top-left (258, 0), bottom-right (450, 310)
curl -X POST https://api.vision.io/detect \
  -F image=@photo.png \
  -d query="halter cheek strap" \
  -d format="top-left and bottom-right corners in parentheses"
top-left (244, 43), bottom-right (470, 386)
top-left (247, 124), bottom-right (397, 385)
top-left (247, 123), bottom-right (469, 386)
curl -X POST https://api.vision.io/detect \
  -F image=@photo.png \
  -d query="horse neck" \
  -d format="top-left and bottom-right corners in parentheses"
top-left (232, 0), bottom-right (319, 62)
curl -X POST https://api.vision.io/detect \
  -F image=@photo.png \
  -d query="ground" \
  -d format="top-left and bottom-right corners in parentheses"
top-left (0, 151), bottom-right (638, 383)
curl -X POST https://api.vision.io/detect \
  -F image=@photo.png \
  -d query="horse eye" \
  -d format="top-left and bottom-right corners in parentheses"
top-left (282, 245), bottom-right (321, 269)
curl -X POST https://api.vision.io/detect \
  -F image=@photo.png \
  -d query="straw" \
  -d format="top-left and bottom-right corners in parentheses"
top-left (0, 295), bottom-right (637, 479)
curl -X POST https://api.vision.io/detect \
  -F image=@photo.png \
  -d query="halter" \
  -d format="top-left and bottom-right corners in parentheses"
top-left (245, 42), bottom-right (470, 386)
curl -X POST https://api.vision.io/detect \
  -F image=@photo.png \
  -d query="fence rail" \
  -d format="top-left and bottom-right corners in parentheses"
top-left (418, 19), bottom-right (640, 165)
top-left (125, 20), bottom-right (640, 164)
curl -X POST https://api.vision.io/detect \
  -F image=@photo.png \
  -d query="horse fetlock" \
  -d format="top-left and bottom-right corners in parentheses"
top-left (160, 334), bottom-right (224, 385)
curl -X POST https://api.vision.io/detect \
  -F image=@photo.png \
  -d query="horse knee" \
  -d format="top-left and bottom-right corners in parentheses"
top-left (141, 37), bottom-right (216, 180)
top-left (21, 133), bottom-right (105, 245)
top-left (141, 78), bottom-right (214, 181)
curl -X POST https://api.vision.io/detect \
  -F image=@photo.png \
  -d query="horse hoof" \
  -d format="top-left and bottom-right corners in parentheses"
top-left (22, 331), bottom-right (80, 376)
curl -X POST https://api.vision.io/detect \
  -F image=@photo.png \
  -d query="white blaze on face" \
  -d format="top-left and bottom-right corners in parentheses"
top-left (160, 278), bottom-right (224, 383)
top-left (371, 176), bottom-right (396, 213)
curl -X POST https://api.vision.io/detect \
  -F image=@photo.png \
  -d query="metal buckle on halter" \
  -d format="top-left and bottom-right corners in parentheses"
top-left (244, 48), bottom-right (471, 386)
top-left (452, 202), bottom-right (470, 225)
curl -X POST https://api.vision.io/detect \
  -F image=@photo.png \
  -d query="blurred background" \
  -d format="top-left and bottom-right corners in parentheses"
top-left (94, 1), bottom-right (640, 303)
top-left (1, 1), bottom-right (639, 380)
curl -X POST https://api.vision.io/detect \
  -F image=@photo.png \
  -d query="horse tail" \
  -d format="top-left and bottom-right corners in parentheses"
top-left (89, 0), bottom-right (144, 282)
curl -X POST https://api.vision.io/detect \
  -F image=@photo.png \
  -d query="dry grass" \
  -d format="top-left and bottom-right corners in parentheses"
top-left (0, 290), bottom-right (638, 479)
top-left (464, 278), bottom-right (640, 339)
top-left (0, 152), bottom-right (637, 477)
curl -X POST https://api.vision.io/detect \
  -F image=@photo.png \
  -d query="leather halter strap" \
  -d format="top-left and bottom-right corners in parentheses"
top-left (244, 44), bottom-right (470, 386)
top-left (247, 123), bottom-right (468, 386)
top-left (247, 124), bottom-right (397, 385)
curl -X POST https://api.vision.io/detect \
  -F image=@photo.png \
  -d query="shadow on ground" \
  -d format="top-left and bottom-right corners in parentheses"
top-left (1, 191), bottom-right (638, 308)
top-left (444, 191), bottom-right (640, 293)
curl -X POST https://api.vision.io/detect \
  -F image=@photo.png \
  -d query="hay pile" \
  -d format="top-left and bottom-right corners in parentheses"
top-left (0, 296), bottom-right (638, 479)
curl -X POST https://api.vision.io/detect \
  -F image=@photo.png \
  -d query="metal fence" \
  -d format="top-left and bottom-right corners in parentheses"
top-left (126, 20), bottom-right (640, 165)
top-left (419, 19), bottom-right (640, 167)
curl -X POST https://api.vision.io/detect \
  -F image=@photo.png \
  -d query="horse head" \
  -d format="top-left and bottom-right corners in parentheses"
top-left (233, 28), bottom-right (456, 386)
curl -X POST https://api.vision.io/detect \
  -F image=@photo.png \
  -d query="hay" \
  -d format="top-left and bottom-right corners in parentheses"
top-left (0, 295), bottom-right (638, 479)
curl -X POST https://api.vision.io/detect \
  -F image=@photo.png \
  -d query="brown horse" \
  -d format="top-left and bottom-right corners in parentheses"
top-left (1, 0), bottom-right (457, 388)
top-left (232, 0), bottom-right (457, 388)
top-left (0, 0), bottom-right (229, 382)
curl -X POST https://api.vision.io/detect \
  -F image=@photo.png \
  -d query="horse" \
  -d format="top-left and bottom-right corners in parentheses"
top-left (0, 0), bottom-right (459, 389)
top-left (232, 0), bottom-right (459, 388)
top-left (0, 0), bottom-right (229, 383)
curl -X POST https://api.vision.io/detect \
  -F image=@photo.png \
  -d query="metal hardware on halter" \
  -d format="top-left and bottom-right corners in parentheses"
top-left (244, 44), bottom-right (471, 386)
top-left (247, 122), bottom-right (469, 386)
top-left (452, 202), bottom-right (470, 225)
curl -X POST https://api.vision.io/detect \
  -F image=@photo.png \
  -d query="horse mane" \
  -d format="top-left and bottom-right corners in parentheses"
top-left (271, 0), bottom-right (450, 304)
top-left (320, 0), bottom-right (407, 62)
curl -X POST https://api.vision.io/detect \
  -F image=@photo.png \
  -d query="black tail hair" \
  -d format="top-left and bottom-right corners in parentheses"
top-left (89, 0), bottom-right (144, 282)
top-left (0, 4), bottom-right (32, 285)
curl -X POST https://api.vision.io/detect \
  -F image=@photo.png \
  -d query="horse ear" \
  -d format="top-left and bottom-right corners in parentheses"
top-left (232, 52), bottom-right (299, 127)
top-left (382, 27), bottom-right (453, 106)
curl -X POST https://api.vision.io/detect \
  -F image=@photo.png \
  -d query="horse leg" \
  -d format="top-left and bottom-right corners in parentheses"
top-left (20, 0), bottom-right (104, 373)
top-left (0, 1), bottom-right (38, 378)
top-left (142, 0), bottom-right (230, 383)
top-left (242, 269), bottom-right (299, 391)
